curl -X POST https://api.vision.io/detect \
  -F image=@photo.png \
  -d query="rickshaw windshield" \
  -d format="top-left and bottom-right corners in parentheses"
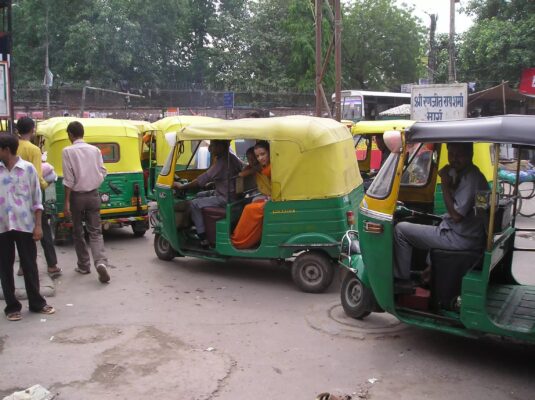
top-left (353, 135), bottom-right (369, 162)
top-left (367, 152), bottom-right (399, 199)
top-left (401, 143), bottom-right (435, 187)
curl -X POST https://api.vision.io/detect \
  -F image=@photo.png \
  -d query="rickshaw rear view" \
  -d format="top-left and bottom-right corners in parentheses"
top-left (37, 117), bottom-right (149, 242)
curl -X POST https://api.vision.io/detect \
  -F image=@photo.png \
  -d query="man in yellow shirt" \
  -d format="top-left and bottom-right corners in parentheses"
top-left (16, 117), bottom-right (62, 278)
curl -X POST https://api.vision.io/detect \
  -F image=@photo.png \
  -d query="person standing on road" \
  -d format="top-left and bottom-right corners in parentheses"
top-left (0, 133), bottom-right (55, 321)
top-left (62, 121), bottom-right (110, 283)
top-left (15, 117), bottom-right (62, 278)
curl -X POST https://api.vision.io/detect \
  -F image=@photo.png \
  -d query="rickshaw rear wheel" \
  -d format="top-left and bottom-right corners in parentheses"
top-left (154, 234), bottom-right (176, 261)
top-left (291, 252), bottom-right (334, 293)
top-left (132, 221), bottom-right (148, 237)
top-left (341, 273), bottom-right (372, 319)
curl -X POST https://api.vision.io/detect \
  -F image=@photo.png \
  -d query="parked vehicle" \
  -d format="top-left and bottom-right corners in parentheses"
top-left (339, 115), bottom-right (535, 343)
top-left (37, 117), bottom-right (149, 242)
top-left (153, 115), bottom-right (364, 292)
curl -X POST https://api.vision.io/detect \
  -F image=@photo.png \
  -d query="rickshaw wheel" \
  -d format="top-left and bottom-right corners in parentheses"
top-left (132, 222), bottom-right (147, 237)
top-left (291, 252), bottom-right (334, 293)
top-left (340, 273), bottom-right (372, 319)
top-left (154, 234), bottom-right (176, 261)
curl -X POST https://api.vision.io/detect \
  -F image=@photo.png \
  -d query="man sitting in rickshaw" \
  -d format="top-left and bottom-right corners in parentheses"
top-left (173, 140), bottom-right (242, 248)
top-left (394, 143), bottom-right (489, 293)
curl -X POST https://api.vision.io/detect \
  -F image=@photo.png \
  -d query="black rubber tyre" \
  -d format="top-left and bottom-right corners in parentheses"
top-left (291, 252), bottom-right (334, 293)
top-left (132, 222), bottom-right (148, 237)
top-left (340, 273), bottom-right (373, 319)
top-left (154, 233), bottom-right (176, 261)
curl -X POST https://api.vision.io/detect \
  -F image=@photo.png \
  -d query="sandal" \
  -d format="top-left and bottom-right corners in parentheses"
top-left (6, 311), bottom-right (22, 321)
top-left (38, 305), bottom-right (55, 315)
top-left (16, 268), bottom-right (23, 277)
top-left (47, 267), bottom-right (62, 279)
top-left (74, 267), bottom-right (90, 275)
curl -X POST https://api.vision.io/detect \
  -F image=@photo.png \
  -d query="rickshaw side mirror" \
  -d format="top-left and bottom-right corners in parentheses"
top-left (384, 130), bottom-right (402, 153)
top-left (165, 132), bottom-right (177, 147)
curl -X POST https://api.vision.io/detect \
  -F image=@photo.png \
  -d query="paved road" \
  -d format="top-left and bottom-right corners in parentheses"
top-left (0, 226), bottom-right (534, 400)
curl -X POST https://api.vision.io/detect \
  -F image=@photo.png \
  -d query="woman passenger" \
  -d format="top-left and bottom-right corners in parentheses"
top-left (231, 141), bottom-right (271, 249)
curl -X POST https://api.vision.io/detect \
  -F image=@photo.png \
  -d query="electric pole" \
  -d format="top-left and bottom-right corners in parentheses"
top-left (448, 0), bottom-right (458, 83)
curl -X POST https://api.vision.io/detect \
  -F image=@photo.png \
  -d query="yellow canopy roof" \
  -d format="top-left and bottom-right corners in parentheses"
top-left (37, 117), bottom-right (143, 175)
top-left (153, 115), bottom-right (222, 133)
top-left (179, 115), bottom-right (353, 152)
top-left (169, 116), bottom-right (362, 201)
top-left (37, 117), bottom-right (141, 144)
top-left (351, 120), bottom-right (415, 136)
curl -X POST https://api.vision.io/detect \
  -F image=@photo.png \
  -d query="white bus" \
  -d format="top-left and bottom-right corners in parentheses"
top-left (333, 90), bottom-right (411, 122)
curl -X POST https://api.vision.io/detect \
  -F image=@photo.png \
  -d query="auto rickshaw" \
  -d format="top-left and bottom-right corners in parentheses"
top-left (153, 116), bottom-right (364, 292)
top-left (339, 115), bottom-right (535, 343)
top-left (352, 120), bottom-right (494, 213)
top-left (37, 117), bottom-right (149, 242)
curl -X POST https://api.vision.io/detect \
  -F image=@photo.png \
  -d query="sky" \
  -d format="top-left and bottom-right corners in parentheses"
top-left (396, 0), bottom-right (474, 34)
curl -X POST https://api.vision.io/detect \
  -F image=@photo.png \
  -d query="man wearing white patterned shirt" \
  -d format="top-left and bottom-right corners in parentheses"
top-left (0, 133), bottom-right (55, 321)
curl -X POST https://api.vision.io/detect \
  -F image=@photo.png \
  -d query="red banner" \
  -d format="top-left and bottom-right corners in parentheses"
top-left (519, 68), bottom-right (535, 96)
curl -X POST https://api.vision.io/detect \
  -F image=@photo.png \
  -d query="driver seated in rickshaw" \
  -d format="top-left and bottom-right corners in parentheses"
top-left (172, 140), bottom-right (242, 248)
top-left (394, 142), bottom-right (489, 293)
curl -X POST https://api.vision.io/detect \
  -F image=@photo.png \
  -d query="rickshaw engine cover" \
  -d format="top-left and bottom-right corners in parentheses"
top-left (202, 207), bottom-right (227, 245)
top-left (174, 202), bottom-right (191, 228)
top-left (430, 249), bottom-right (482, 310)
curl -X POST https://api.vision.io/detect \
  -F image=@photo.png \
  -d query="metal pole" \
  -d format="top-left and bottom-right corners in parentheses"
top-left (44, 2), bottom-right (50, 118)
top-left (448, 0), bottom-right (456, 83)
top-left (80, 86), bottom-right (86, 116)
top-left (334, 0), bottom-right (341, 122)
top-left (315, 0), bottom-right (322, 117)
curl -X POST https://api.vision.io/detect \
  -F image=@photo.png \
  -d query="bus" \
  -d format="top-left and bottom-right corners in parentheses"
top-left (333, 90), bottom-right (411, 123)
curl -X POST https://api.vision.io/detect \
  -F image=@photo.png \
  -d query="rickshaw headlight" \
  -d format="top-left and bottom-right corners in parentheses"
top-left (101, 193), bottom-right (110, 203)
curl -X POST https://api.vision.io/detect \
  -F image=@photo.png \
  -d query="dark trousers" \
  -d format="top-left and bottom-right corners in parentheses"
top-left (40, 212), bottom-right (57, 267)
top-left (0, 231), bottom-right (47, 314)
top-left (71, 190), bottom-right (107, 269)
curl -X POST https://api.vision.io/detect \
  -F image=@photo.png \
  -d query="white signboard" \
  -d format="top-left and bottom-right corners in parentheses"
top-left (0, 62), bottom-right (10, 118)
top-left (411, 83), bottom-right (467, 121)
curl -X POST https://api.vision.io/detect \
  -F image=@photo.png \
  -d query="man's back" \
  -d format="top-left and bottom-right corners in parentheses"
top-left (62, 140), bottom-right (106, 192)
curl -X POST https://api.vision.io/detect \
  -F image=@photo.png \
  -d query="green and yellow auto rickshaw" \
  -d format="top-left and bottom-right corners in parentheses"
top-left (352, 120), bottom-right (494, 212)
top-left (153, 115), bottom-right (364, 292)
top-left (339, 115), bottom-right (535, 343)
top-left (37, 117), bottom-right (149, 241)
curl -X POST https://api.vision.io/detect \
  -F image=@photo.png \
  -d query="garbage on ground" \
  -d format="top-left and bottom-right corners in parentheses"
top-left (367, 378), bottom-right (378, 384)
top-left (205, 347), bottom-right (216, 352)
top-left (2, 384), bottom-right (55, 400)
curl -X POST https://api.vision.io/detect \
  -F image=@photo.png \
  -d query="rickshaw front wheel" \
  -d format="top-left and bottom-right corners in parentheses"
top-left (291, 252), bottom-right (334, 293)
top-left (341, 273), bottom-right (373, 319)
top-left (154, 234), bottom-right (176, 261)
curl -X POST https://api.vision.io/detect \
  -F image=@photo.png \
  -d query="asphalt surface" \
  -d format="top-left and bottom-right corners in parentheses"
top-left (0, 219), bottom-right (534, 400)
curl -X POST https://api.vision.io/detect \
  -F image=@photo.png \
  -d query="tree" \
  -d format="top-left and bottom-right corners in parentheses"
top-left (342, 0), bottom-right (425, 91)
top-left (457, 0), bottom-right (535, 88)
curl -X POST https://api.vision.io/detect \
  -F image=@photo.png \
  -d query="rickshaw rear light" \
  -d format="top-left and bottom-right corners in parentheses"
top-left (346, 210), bottom-right (355, 226)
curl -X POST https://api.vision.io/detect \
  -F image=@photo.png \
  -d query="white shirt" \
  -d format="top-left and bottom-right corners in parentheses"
top-left (62, 139), bottom-right (107, 192)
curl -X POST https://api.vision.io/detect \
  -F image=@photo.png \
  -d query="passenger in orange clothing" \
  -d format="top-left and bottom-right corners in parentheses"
top-left (231, 141), bottom-right (271, 249)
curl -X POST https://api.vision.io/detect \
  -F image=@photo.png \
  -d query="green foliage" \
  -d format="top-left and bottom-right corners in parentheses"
top-left (342, 0), bottom-right (425, 91)
top-left (457, 0), bottom-right (535, 88)
top-left (11, 0), bottom-right (427, 95)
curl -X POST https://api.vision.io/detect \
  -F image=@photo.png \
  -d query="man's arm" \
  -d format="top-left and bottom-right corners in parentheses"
top-left (64, 186), bottom-right (72, 218)
top-left (439, 165), bottom-right (463, 223)
top-left (29, 165), bottom-right (43, 240)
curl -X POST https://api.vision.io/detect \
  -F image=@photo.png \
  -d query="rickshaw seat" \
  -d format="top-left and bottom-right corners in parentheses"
top-left (202, 207), bottom-right (227, 246)
top-left (430, 249), bottom-right (483, 310)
